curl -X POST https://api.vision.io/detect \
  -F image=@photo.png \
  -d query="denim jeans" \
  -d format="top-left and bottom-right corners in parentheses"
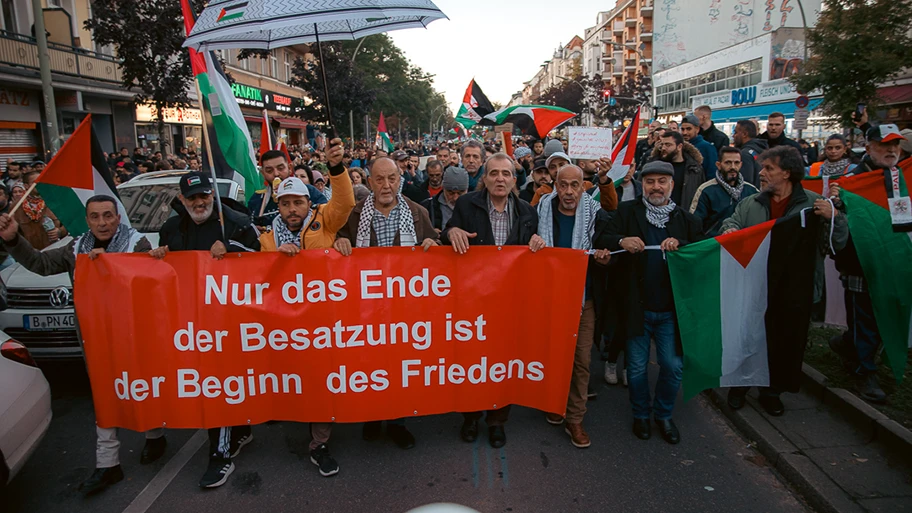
top-left (843, 289), bottom-right (882, 375)
top-left (626, 311), bottom-right (682, 421)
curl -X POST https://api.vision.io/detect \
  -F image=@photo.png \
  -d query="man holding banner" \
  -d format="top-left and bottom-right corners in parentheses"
top-left (0, 196), bottom-right (159, 495)
top-left (442, 152), bottom-right (538, 448)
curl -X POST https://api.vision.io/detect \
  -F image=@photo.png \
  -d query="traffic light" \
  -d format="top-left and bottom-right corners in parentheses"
top-left (602, 89), bottom-right (612, 104)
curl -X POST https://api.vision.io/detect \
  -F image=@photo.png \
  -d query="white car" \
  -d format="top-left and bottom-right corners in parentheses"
top-left (0, 330), bottom-right (52, 487)
top-left (0, 171), bottom-right (245, 360)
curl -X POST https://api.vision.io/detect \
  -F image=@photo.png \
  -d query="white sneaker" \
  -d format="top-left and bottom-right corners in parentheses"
top-left (604, 362), bottom-right (618, 385)
top-left (621, 369), bottom-right (628, 387)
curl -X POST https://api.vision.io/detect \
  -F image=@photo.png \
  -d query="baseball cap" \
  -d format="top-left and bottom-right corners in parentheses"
top-left (391, 150), bottom-right (409, 161)
top-left (866, 124), bottom-right (906, 143)
top-left (545, 151), bottom-right (571, 169)
top-left (899, 129), bottom-right (912, 154)
top-left (681, 114), bottom-right (700, 127)
top-left (532, 157), bottom-right (548, 171)
top-left (640, 161), bottom-right (675, 177)
top-left (179, 171), bottom-right (213, 197)
top-left (442, 166), bottom-right (469, 191)
top-left (276, 177), bottom-right (310, 199)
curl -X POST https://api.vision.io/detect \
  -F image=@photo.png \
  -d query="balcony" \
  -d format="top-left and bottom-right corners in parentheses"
top-left (613, 21), bottom-right (625, 34)
top-left (640, 23), bottom-right (653, 41)
top-left (641, 0), bottom-right (654, 16)
top-left (626, 17), bottom-right (637, 27)
top-left (0, 30), bottom-right (122, 84)
top-left (625, 59), bottom-right (637, 71)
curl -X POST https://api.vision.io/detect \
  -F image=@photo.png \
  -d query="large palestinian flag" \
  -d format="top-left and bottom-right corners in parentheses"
top-left (837, 167), bottom-right (912, 381)
top-left (668, 212), bottom-right (819, 400)
top-left (480, 105), bottom-right (576, 140)
top-left (34, 114), bottom-right (128, 236)
top-left (375, 112), bottom-right (394, 152)
top-left (607, 106), bottom-right (641, 182)
top-left (181, 0), bottom-right (260, 198)
top-left (454, 79), bottom-right (495, 129)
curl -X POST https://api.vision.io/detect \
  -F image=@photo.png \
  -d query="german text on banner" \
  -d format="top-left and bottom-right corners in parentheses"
top-left (74, 247), bottom-right (587, 431)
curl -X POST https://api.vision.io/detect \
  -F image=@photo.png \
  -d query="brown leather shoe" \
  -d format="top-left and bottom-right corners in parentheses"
top-left (565, 422), bottom-right (591, 448)
top-left (545, 413), bottom-right (564, 425)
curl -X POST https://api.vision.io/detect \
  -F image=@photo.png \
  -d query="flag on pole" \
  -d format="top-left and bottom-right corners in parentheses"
top-left (33, 114), bottom-right (128, 236)
top-left (480, 105), bottom-right (576, 140)
top-left (455, 79), bottom-right (495, 129)
top-left (181, 0), bottom-right (260, 198)
top-left (667, 212), bottom-right (819, 400)
top-left (606, 106), bottom-right (641, 182)
top-left (376, 112), bottom-right (393, 152)
top-left (259, 109), bottom-right (292, 163)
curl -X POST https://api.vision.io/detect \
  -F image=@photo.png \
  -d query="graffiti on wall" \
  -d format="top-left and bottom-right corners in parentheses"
top-left (769, 36), bottom-right (805, 79)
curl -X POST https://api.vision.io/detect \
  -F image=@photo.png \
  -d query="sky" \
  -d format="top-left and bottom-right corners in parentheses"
top-left (389, 0), bottom-right (616, 115)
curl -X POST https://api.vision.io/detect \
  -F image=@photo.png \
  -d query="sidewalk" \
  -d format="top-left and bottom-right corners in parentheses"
top-left (709, 367), bottom-right (912, 513)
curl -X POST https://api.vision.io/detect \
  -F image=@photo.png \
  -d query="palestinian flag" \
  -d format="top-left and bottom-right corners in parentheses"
top-left (668, 212), bottom-right (819, 400)
top-left (607, 107), bottom-right (641, 182)
top-left (33, 114), bottom-right (128, 236)
top-left (259, 109), bottom-right (292, 164)
top-left (375, 112), bottom-right (394, 152)
top-left (455, 79), bottom-right (495, 129)
top-left (838, 167), bottom-right (912, 381)
top-left (480, 105), bottom-right (576, 140)
top-left (181, 0), bottom-right (260, 198)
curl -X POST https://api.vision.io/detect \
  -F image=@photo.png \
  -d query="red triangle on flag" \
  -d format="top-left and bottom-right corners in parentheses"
top-left (378, 112), bottom-right (388, 133)
top-left (717, 219), bottom-right (774, 268)
top-left (36, 114), bottom-right (93, 190)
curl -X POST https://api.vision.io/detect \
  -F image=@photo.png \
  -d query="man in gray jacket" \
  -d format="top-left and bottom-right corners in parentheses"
top-left (0, 195), bottom-right (160, 496)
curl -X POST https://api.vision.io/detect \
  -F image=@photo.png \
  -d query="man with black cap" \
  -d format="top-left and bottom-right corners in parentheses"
top-left (828, 124), bottom-right (906, 404)
top-left (595, 161), bottom-right (703, 445)
top-left (520, 158), bottom-right (551, 203)
top-left (392, 149), bottom-right (430, 203)
top-left (151, 169), bottom-right (261, 489)
top-left (680, 114), bottom-right (718, 176)
top-left (422, 166), bottom-right (469, 231)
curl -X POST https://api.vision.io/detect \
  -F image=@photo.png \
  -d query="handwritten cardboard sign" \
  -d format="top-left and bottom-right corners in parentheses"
top-left (568, 127), bottom-right (613, 160)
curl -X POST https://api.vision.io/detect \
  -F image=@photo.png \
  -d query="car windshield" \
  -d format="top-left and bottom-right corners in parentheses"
top-left (118, 182), bottom-right (234, 233)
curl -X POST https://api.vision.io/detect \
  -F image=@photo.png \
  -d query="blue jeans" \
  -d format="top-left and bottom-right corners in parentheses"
top-left (627, 311), bottom-right (683, 421)
top-left (843, 289), bottom-right (881, 375)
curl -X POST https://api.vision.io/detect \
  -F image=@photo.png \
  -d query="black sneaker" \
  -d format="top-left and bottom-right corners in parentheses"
top-left (199, 457), bottom-right (234, 488)
top-left (140, 436), bottom-right (167, 464)
top-left (229, 430), bottom-right (253, 458)
top-left (309, 444), bottom-right (340, 477)
top-left (78, 465), bottom-right (124, 495)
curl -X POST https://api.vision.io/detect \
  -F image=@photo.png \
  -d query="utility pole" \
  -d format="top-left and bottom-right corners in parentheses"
top-left (32, 0), bottom-right (59, 158)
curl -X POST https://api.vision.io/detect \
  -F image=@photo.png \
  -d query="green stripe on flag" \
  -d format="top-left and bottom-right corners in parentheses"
top-left (667, 237), bottom-right (724, 400)
top-left (842, 189), bottom-right (912, 382)
top-left (36, 183), bottom-right (89, 235)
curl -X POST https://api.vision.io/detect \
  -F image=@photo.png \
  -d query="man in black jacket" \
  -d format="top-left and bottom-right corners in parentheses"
top-left (520, 158), bottom-right (550, 203)
top-left (695, 105), bottom-right (730, 151)
top-left (151, 171), bottom-right (260, 489)
top-left (759, 112), bottom-right (802, 153)
top-left (595, 161), bottom-right (702, 446)
top-left (442, 152), bottom-right (538, 448)
top-left (733, 119), bottom-right (768, 188)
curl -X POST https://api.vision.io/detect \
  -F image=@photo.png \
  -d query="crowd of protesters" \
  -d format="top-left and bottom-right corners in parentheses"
top-left (0, 103), bottom-right (905, 496)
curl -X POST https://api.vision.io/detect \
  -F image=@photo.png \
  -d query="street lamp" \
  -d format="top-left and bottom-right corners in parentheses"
top-left (349, 36), bottom-right (371, 149)
top-left (557, 75), bottom-right (593, 127)
top-left (430, 103), bottom-right (448, 137)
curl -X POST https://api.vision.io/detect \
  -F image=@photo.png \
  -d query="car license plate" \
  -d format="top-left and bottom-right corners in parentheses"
top-left (23, 314), bottom-right (77, 331)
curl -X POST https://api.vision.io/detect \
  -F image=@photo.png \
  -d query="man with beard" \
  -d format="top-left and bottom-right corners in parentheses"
top-left (652, 131), bottom-right (704, 209)
top-left (436, 145), bottom-right (451, 166)
top-left (721, 146), bottom-right (847, 415)
top-left (4, 160), bottom-right (21, 188)
top-left (635, 121), bottom-right (664, 171)
top-left (827, 125), bottom-right (905, 403)
top-left (0, 196), bottom-right (162, 495)
top-left (595, 161), bottom-right (703, 445)
top-left (520, 158), bottom-right (551, 203)
top-left (249, 150), bottom-right (326, 228)
top-left (152, 171), bottom-right (261, 489)
top-left (422, 166), bottom-right (468, 232)
top-left (334, 157), bottom-right (437, 451)
top-left (531, 139), bottom-right (545, 158)
top-left (460, 140), bottom-right (486, 191)
top-left (529, 164), bottom-right (612, 448)
top-left (689, 147), bottom-right (759, 236)
top-left (680, 114), bottom-right (717, 176)
top-left (732, 119), bottom-right (767, 187)
top-left (420, 159), bottom-right (445, 199)
top-left (513, 146), bottom-right (534, 188)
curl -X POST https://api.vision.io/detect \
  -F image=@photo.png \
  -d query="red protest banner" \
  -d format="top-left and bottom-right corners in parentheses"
top-left (74, 247), bottom-right (588, 431)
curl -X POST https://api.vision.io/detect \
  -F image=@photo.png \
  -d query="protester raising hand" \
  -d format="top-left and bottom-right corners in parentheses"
top-left (326, 138), bottom-right (345, 168)
top-left (0, 213), bottom-right (19, 242)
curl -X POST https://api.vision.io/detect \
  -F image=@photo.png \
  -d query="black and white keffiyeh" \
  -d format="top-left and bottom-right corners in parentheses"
top-left (271, 210), bottom-right (312, 248)
top-left (715, 170), bottom-right (745, 202)
top-left (537, 191), bottom-right (599, 250)
top-left (643, 197), bottom-right (676, 229)
top-left (355, 193), bottom-right (417, 248)
top-left (820, 158), bottom-right (851, 177)
top-left (74, 224), bottom-right (143, 256)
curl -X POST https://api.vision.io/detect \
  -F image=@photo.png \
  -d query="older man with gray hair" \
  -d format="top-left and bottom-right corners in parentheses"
top-left (460, 139), bottom-right (486, 191)
top-left (422, 166), bottom-right (469, 232)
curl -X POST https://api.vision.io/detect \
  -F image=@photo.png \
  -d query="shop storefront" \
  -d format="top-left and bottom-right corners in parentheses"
top-left (876, 84), bottom-right (912, 130)
top-left (232, 82), bottom-right (308, 149)
top-left (0, 86), bottom-right (42, 170)
top-left (134, 104), bottom-right (203, 153)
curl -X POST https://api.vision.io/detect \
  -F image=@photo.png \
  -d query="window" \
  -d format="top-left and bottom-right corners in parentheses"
top-left (269, 50), bottom-right (278, 78)
top-left (284, 51), bottom-right (292, 80)
top-left (2, 0), bottom-right (17, 33)
top-left (239, 56), bottom-right (248, 71)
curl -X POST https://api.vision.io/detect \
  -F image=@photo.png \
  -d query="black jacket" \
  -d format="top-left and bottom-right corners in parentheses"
top-left (700, 123), bottom-right (731, 152)
top-left (634, 138), bottom-right (654, 172)
top-left (615, 179), bottom-right (643, 202)
top-left (519, 181), bottom-right (538, 203)
top-left (594, 199), bottom-right (703, 348)
top-left (441, 190), bottom-right (538, 247)
top-left (159, 202), bottom-right (260, 252)
top-left (759, 131), bottom-right (802, 153)
top-left (401, 177), bottom-right (430, 204)
top-left (421, 192), bottom-right (445, 230)
top-left (738, 138), bottom-right (768, 188)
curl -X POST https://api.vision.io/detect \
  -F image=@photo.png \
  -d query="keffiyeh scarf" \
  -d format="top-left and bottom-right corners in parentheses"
top-left (271, 210), bottom-right (312, 249)
top-left (537, 192), bottom-right (599, 251)
top-left (643, 196), bottom-right (676, 229)
top-left (820, 158), bottom-right (851, 177)
top-left (74, 224), bottom-right (142, 255)
top-left (355, 193), bottom-right (417, 248)
top-left (715, 170), bottom-right (745, 202)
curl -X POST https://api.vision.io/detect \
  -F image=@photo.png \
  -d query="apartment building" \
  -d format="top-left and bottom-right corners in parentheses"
top-left (599, 0), bottom-right (653, 92)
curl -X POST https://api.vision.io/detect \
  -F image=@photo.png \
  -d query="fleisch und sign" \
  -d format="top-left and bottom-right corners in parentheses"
top-left (691, 79), bottom-right (813, 111)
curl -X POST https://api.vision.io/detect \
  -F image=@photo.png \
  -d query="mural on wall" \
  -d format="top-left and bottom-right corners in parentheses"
top-left (653, 0), bottom-right (819, 72)
top-left (769, 30), bottom-right (806, 79)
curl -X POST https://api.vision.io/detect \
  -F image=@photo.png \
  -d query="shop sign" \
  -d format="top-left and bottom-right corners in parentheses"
top-left (135, 104), bottom-right (202, 125)
top-left (230, 83), bottom-right (304, 114)
top-left (232, 83), bottom-right (266, 108)
top-left (731, 86), bottom-right (757, 106)
top-left (692, 79), bottom-right (811, 111)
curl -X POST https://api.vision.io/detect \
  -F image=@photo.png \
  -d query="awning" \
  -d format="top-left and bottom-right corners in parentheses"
top-left (243, 115), bottom-right (262, 124)
top-left (274, 116), bottom-right (308, 130)
top-left (878, 84), bottom-right (912, 105)
top-left (713, 98), bottom-right (824, 122)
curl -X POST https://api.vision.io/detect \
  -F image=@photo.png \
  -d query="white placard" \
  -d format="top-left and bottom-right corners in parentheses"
top-left (568, 127), bottom-right (613, 160)
top-left (793, 107), bottom-right (809, 130)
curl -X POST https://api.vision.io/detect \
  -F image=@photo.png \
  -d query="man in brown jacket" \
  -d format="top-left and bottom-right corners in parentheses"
top-left (334, 157), bottom-right (438, 450)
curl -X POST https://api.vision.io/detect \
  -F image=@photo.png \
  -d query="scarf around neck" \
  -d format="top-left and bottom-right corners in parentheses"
top-left (643, 196), bottom-right (676, 229)
top-left (75, 224), bottom-right (140, 255)
top-left (271, 209), bottom-right (313, 249)
top-left (715, 170), bottom-right (745, 202)
top-left (355, 193), bottom-right (417, 248)
top-left (537, 192), bottom-right (598, 250)
top-left (821, 158), bottom-right (851, 177)
top-left (22, 194), bottom-right (46, 223)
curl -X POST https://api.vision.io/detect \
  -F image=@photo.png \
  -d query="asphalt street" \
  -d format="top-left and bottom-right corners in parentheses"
top-left (3, 355), bottom-right (810, 513)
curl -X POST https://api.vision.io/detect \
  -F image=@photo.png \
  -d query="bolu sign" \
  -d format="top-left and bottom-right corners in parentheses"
top-left (731, 86), bottom-right (757, 106)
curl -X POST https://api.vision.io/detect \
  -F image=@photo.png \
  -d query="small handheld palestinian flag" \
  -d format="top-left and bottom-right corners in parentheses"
top-left (375, 112), bottom-right (394, 152)
top-left (454, 79), bottom-right (495, 129)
